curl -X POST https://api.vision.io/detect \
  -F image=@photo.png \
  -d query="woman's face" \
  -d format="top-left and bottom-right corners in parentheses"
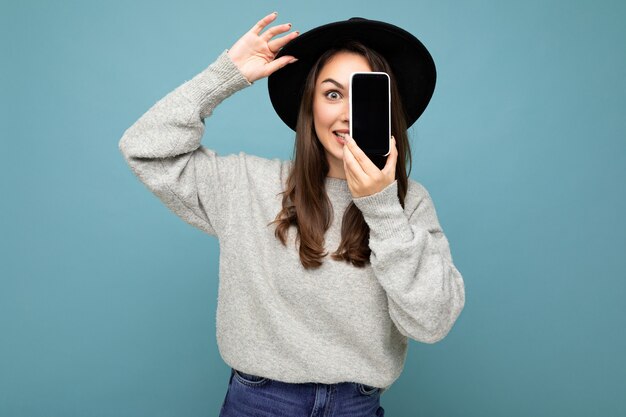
top-left (313, 51), bottom-right (372, 179)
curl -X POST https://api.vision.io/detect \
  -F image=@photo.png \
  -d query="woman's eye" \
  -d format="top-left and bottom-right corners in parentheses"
top-left (325, 91), bottom-right (341, 100)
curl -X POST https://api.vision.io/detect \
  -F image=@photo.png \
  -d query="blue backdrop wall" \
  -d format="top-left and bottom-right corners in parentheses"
top-left (1, 0), bottom-right (625, 416)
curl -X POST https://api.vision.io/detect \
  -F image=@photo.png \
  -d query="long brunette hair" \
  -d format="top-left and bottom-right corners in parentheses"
top-left (269, 41), bottom-right (412, 269)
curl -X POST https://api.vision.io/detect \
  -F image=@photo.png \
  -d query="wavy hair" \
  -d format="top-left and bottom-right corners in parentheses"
top-left (269, 41), bottom-right (411, 269)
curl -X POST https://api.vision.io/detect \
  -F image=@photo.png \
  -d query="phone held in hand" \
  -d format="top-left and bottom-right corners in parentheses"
top-left (349, 72), bottom-right (391, 170)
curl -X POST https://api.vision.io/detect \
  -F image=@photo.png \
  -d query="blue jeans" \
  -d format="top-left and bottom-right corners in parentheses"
top-left (219, 368), bottom-right (385, 417)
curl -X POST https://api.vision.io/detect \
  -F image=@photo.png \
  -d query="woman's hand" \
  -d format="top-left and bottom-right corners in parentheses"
top-left (343, 134), bottom-right (398, 198)
top-left (227, 12), bottom-right (299, 83)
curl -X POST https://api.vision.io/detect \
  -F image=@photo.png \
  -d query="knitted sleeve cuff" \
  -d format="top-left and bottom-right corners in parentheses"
top-left (352, 180), bottom-right (413, 242)
top-left (183, 50), bottom-right (252, 118)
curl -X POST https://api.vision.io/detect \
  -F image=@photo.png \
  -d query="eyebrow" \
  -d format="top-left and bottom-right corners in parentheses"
top-left (320, 78), bottom-right (345, 90)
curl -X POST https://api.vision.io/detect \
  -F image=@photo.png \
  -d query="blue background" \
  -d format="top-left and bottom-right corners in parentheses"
top-left (2, 0), bottom-right (625, 416)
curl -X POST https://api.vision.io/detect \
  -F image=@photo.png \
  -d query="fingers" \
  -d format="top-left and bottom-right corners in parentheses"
top-left (343, 140), bottom-right (367, 179)
top-left (344, 136), bottom-right (397, 197)
top-left (344, 134), bottom-right (379, 176)
top-left (250, 12), bottom-right (298, 55)
top-left (343, 144), bottom-right (363, 187)
top-left (381, 136), bottom-right (398, 177)
top-left (261, 22), bottom-right (292, 42)
top-left (262, 55), bottom-right (298, 77)
top-left (251, 12), bottom-right (278, 35)
top-left (268, 30), bottom-right (299, 53)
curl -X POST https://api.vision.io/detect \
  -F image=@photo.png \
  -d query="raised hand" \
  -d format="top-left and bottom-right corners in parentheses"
top-left (227, 12), bottom-right (299, 83)
top-left (343, 135), bottom-right (398, 198)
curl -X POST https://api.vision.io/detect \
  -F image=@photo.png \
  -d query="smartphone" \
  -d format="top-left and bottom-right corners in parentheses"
top-left (349, 72), bottom-right (391, 170)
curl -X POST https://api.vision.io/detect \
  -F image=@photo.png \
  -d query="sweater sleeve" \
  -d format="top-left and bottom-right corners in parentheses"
top-left (118, 50), bottom-right (252, 237)
top-left (352, 180), bottom-right (466, 344)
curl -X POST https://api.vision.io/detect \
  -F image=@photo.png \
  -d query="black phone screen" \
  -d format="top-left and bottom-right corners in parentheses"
top-left (350, 73), bottom-right (390, 155)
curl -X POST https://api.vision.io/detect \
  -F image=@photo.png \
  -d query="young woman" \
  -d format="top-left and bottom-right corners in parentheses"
top-left (119, 12), bottom-right (465, 417)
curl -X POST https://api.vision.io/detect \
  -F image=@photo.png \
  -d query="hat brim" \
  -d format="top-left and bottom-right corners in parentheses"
top-left (268, 18), bottom-right (436, 132)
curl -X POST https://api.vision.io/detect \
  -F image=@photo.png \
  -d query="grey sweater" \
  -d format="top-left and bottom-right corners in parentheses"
top-left (119, 50), bottom-right (465, 390)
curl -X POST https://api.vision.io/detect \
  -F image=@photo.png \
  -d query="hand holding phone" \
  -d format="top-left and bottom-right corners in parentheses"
top-left (349, 72), bottom-right (391, 170)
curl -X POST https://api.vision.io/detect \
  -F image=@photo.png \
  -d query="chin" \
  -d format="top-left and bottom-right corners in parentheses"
top-left (329, 151), bottom-right (344, 166)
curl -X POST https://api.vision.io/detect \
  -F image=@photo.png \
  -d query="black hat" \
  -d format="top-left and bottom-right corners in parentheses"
top-left (267, 17), bottom-right (437, 132)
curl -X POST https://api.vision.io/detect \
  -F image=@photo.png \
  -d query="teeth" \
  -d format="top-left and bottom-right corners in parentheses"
top-left (334, 131), bottom-right (346, 138)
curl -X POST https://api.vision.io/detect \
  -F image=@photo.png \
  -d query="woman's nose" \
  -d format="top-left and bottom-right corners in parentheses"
top-left (340, 101), bottom-right (350, 122)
